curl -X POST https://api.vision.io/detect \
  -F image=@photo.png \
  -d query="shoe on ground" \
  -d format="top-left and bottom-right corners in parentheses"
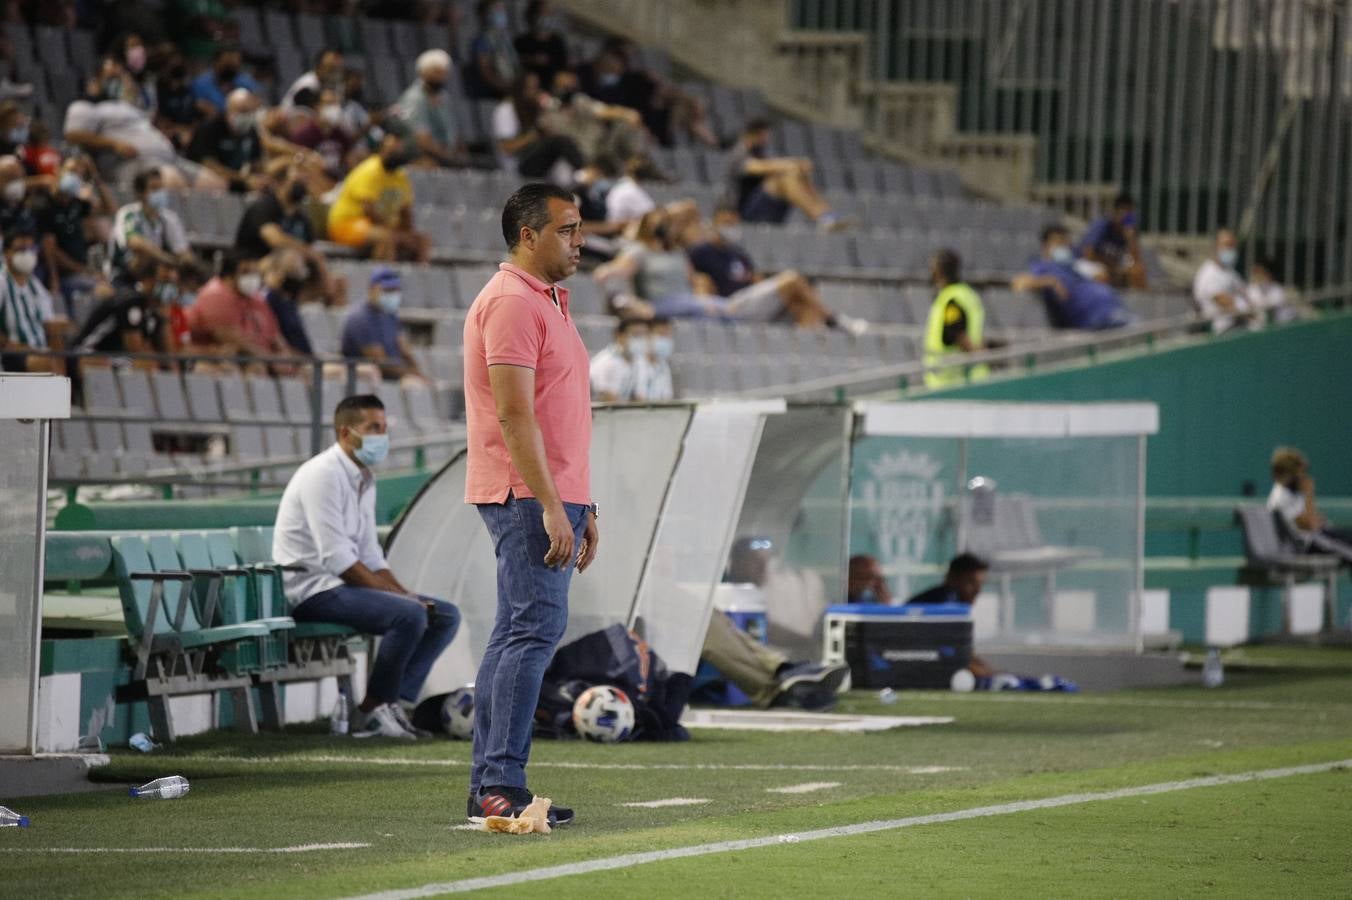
top-left (352, 703), bottom-right (418, 739)
top-left (391, 702), bottom-right (433, 738)
top-left (467, 785), bottom-right (574, 826)
top-left (777, 662), bottom-right (851, 695)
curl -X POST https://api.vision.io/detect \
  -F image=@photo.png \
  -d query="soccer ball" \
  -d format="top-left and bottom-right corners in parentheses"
top-left (571, 685), bottom-right (635, 743)
top-left (440, 686), bottom-right (475, 739)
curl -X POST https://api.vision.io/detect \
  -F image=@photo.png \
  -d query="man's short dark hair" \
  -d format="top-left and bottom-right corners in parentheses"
top-left (219, 248), bottom-right (251, 276)
top-left (615, 319), bottom-right (646, 337)
top-left (1113, 192), bottom-right (1134, 209)
top-left (501, 182), bottom-right (576, 250)
top-left (334, 394), bottom-right (384, 431)
top-left (3, 226), bottom-right (34, 248)
top-left (316, 47), bottom-right (343, 67)
top-left (292, 87), bottom-right (319, 110)
top-left (133, 167), bottom-right (161, 195)
top-left (947, 553), bottom-right (989, 578)
top-left (933, 248), bottom-right (961, 283)
top-left (1041, 224), bottom-right (1069, 244)
top-left (649, 316), bottom-right (672, 328)
top-left (744, 117), bottom-right (772, 135)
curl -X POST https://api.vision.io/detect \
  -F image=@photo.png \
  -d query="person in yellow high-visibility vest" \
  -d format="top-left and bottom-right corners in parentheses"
top-left (923, 249), bottom-right (988, 388)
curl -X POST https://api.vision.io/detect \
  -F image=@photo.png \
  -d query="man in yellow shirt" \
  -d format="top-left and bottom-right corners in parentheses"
top-left (923, 248), bottom-right (989, 388)
top-left (327, 134), bottom-right (430, 262)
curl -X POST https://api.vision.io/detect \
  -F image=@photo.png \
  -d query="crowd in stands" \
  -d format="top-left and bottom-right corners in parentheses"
top-left (0, 2), bottom-right (1305, 409)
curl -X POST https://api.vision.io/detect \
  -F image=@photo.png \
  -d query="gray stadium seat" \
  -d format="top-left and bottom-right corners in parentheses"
top-left (150, 371), bottom-right (191, 421)
top-left (184, 373), bottom-right (225, 421)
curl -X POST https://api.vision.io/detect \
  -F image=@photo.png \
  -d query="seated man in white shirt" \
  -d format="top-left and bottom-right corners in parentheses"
top-left (603, 155), bottom-right (656, 224)
top-left (1266, 447), bottom-right (1352, 562)
top-left (634, 316), bottom-right (674, 401)
top-left (273, 394), bottom-right (461, 738)
top-left (1192, 229), bottom-right (1258, 334)
top-left (589, 318), bottom-right (647, 401)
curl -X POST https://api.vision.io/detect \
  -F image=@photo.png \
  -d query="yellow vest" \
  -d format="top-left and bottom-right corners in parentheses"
top-left (923, 282), bottom-right (988, 388)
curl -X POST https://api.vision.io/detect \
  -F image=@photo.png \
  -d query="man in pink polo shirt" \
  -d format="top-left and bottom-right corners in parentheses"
top-left (462, 183), bottom-right (595, 827)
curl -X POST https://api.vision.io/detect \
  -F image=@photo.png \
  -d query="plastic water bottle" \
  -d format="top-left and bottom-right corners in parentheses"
top-left (1202, 648), bottom-right (1225, 688)
top-left (877, 687), bottom-right (897, 704)
top-left (130, 776), bottom-right (190, 799)
top-left (330, 689), bottom-right (350, 735)
top-left (0, 806), bottom-right (30, 827)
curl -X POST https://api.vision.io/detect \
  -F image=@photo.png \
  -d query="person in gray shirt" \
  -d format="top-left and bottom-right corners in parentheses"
top-left (395, 50), bottom-right (464, 167)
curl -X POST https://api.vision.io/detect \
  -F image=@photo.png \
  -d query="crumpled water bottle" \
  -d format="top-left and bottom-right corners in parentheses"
top-left (130, 776), bottom-right (190, 799)
top-left (129, 733), bottom-right (158, 753)
top-left (0, 805), bottom-right (30, 827)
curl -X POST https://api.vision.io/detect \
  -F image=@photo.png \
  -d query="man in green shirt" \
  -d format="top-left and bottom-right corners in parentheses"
top-left (923, 248), bottom-right (988, 388)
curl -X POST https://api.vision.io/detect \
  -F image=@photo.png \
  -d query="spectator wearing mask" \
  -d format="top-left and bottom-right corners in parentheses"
top-left (395, 49), bottom-right (463, 168)
top-left (0, 229), bottom-right (65, 372)
top-left (282, 48), bottom-right (347, 109)
top-left (185, 250), bottom-right (291, 362)
top-left (602, 153), bottom-right (655, 223)
top-left (288, 88), bottom-right (358, 181)
top-left (190, 45), bottom-right (262, 118)
top-left (905, 553), bottom-right (993, 678)
top-left (1012, 225), bottom-right (1138, 331)
top-left (1078, 192), bottom-right (1146, 289)
top-left (37, 156), bottom-right (115, 311)
top-left (846, 554), bottom-right (892, 605)
top-left (186, 88), bottom-right (266, 194)
top-left (491, 72), bottom-right (585, 180)
top-left (923, 248), bottom-right (989, 388)
top-left (1247, 258), bottom-right (1298, 325)
top-left (722, 118), bottom-right (843, 230)
top-left (635, 316), bottom-right (674, 401)
top-left (340, 267), bottom-right (425, 382)
top-left (465, 0), bottom-right (520, 99)
top-left (259, 248), bottom-right (314, 356)
top-left (0, 154), bottom-right (37, 241)
top-left (588, 318), bottom-right (646, 401)
top-left (339, 68), bottom-right (372, 138)
top-left (1193, 228), bottom-right (1258, 334)
top-left (0, 100), bottom-right (29, 157)
top-left (1267, 447), bottom-right (1352, 561)
top-left (71, 260), bottom-right (177, 359)
top-left (19, 119), bottom-right (61, 177)
top-left (327, 134), bottom-right (431, 263)
top-left (108, 168), bottom-right (195, 281)
top-left (154, 54), bottom-right (200, 144)
top-left (235, 164), bottom-right (345, 308)
top-left (514, 1), bottom-right (570, 88)
top-left (110, 34), bottom-right (157, 114)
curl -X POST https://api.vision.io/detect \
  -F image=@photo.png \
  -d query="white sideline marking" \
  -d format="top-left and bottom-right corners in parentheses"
top-left (343, 758), bottom-right (1352, 899)
top-left (621, 798), bottom-right (710, 809)
top-left (188, 755), bottom-right (964, 775)
top-left (901, 691), bottom-right (1352, 712)
top-left (766, 782), bottom-right (841, 794)
top-left (682, 709), bottom-right (952, 732)
top-left (0, 842), bottom-right (370, 854)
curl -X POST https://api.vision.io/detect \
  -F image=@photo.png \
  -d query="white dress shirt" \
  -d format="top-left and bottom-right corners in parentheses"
top-left (590, 343), bottom-right (637, 400)
top-left (273, 443), bottom-right (387, 605)
top-left (1192, 259), bottom-right (1251, 333)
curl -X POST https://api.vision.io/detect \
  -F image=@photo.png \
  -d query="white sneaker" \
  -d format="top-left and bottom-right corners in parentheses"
top-left (390, 703), bottom-right (433, 738)
top-left (838, 315), bottom-right (870, 337)
top-left (352, 703), bottom-right (417, 739)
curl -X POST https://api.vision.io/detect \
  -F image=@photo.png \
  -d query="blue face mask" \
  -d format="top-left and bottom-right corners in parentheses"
top-left (1218, 248), bottom-right (1238, 269)
top-left (854, 588), bottom-right (878, 605)
top-left (1050, 245), bottom-right (1074, 264)
top-left (650, 334), bottom-right (673, 359)
top-left (378, 290), bottom-right (401, 313)
top-left (490, 9), bottom-right (509, 29)
top-left (353, 432), bottom-right (389, 467)
top-left (59, 172), bottom-right (84, 196)
top-left (147, 188), bottom-right (170, 211)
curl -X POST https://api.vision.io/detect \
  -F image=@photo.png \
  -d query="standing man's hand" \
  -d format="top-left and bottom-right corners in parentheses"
top-left (577, 511), bottom-right (599, 573)
top-left (542, 502), bottom-right (576, 569)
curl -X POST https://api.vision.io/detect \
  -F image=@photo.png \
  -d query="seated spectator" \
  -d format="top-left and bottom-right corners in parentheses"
top-left (0, 100), bottom-right (28, 157)
top-left (286, 88), bottom-right (358, 181)
top-left (282, 48), bottom-right (347, 109)
top-left (235, 163), bottom-right (345, 307)
top-left (905, 553), bottom-right (993, 678)
top-left (0, 229), bottom-right (67, 373)
top-left (153, 53), bottom-right (200, 146)
top-left (64, 77), bottom-right (224, 192)
top-left (1267, 448), bottom-right (1352, 558)
top-left (465, 0), bottom-right (520, 99)
top-left (0, 154), bottom-right (37, 242)
top-left (514, 1), bottom-right (570, 88)
top-left (681, 206), bottom-right (861, 331)
top-left (107, 168), bottom-right (197, 281)
top-left (186, 88), bottom-right (267, 194)
top-left (846, 554), bottom-right (892, 605)
top-left (395, 50), bottom-right (464, 168)
top-left (1011, 225), bottom-right (1138, 331)
top-left (340, 267), bottom-right (426, 381)
top-left (1247, 258), bottom-right (1298, 325)
top-left (71, 260), bottom-right (177, 359)
top-left (588, 318), bottom-right (647, 401)
top-left (492, 72), bottom-right (585, 180)
top-left (190, 45), bottom-right (262, 118)
top-left (1192, 229), bottom-right (1257, 334)
top-left (259, 249), bottom-right (313, 356)
top-left (184, 250), bottom-right (292, 363)
top-left (699, 610), bottom-right (850, 711)
top-left (603, 153), bottom-right (655, 223)
top-left (272, 394), bottom-right (461, 738)
top-left (722, 119), bottom-right (843, 230)
top-left (326, 134), bottom-right (431, 262)
top-left (166, 0), bottom-right (234, 63)
top-left (339, 68), bottom-right (372, 139)
top-left (36, 156), bottom-right (115, 312)
top-left (544, 70), bottom-right (646, 165)
top-left (19, 119), bottom-right (62, 177)
top-left (1077, 193), bottom-right (1146, 289)
top-left (636, 316), bottom-right (674, 401)
top-left (106, 34), bottom-right (158, 115)
top-left (923, 248), bottom-right (989, 388)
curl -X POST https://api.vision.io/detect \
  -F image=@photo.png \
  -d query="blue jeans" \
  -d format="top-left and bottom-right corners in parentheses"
top-left (472, 495), bottom-right (590, 791)
top-left (293, 586), bottom-right (461, 705)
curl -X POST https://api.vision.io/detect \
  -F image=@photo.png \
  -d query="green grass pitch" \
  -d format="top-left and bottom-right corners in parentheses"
top-left (6, 646), bottom-right (1352, 898)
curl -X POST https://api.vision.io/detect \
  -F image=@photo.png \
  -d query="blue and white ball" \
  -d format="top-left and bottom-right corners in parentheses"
top-left (571, 685), bottom-right (635, 743)
top-left (440, 686), bottom-right (475, 740)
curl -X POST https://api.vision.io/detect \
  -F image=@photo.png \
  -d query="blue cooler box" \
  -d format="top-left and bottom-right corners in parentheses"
top-left (823, 603), bottom-right (973, 689)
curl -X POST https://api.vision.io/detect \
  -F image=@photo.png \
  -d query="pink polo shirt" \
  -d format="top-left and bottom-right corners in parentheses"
top-left (463, 262), bottom-right (593, 505)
